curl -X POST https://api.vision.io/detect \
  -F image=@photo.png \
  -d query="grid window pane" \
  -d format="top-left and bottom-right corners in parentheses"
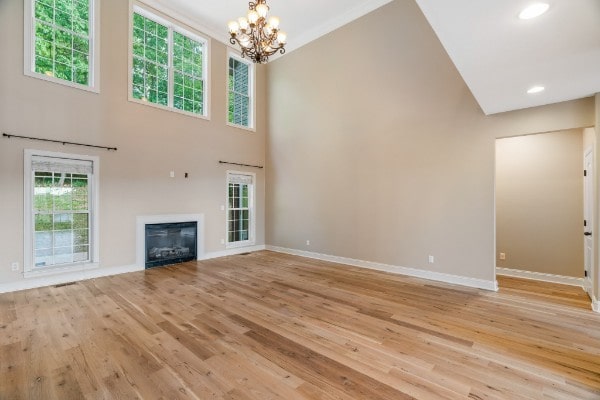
top-left (33, 0), bottom-right (91, 85)
top-left (228, 57), bottom-right (251, 127)
top-left (131, 11), bottom-right (206, 115)
top-left (227, 180), bottom-right (252, 244)
top-left (172, 31), bottom-right (204, 114)
top-left (131, 13), bottom-right (169, 105)
top-left (32, 170), bottom-right (91, 267)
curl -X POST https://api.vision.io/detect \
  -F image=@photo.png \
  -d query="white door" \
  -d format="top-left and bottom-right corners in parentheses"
top-left (583, 148), bottom-right (593, 292)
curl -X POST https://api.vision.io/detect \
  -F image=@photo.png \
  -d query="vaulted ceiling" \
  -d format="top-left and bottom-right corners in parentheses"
top-left (151, 0), bottom-right (600, 115)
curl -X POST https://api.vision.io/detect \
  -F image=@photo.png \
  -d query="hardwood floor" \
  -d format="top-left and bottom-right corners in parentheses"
top-left (1, 251), bottom-right (599, 399)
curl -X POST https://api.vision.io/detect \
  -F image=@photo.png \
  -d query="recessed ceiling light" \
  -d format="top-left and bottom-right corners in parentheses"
top-left (527, 86), bottom-right (545, 94)
top-left (519, 3), bottom-right (550, 19)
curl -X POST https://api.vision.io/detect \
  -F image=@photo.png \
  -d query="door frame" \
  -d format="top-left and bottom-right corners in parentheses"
top-left (584, 146), bottom-right (594, 296)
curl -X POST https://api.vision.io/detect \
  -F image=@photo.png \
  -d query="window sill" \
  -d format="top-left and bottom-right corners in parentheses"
top-left (24, 262), bottom-right (100, 279)
top-left (226, 121), bottom-right (256, 133)
top-left (226, 240), bottom-right (256, 249)
top-left (128, 96), bottom-right (210, 120)
top-left (24, 70), bottom-right (100, 94)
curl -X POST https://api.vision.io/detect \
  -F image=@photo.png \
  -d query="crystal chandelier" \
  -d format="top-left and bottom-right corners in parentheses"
top-left (228, 0), bottom-right (287, 64)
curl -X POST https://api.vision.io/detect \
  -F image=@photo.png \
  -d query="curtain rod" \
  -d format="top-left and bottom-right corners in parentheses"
top-left (219, 160), bottom-right (263, 169)
top-left (2, 133), bottom-right (117, 151)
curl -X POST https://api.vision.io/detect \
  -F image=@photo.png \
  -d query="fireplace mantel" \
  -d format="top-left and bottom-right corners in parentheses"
top-left (136, 214), bottom-right (204, 269)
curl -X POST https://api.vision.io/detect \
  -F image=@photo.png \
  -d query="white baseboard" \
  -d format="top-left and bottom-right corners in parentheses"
top-left (266, 245), bottom-right (498, 291)
top-left (199, 245), bottom-right (266, 261)
top-left (496, 267), bottom-right (584, 287)
top-left (583, 277), bottom-right (593, 296)
top-left (0, 264), bottom-right (142, 294)
top-left (0, 244), bottom-right (267, 294)
top-left (592, 295), bottom-right (599, 313)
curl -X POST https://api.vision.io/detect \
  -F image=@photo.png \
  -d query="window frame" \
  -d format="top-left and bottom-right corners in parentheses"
top-left (227, 51), bottom-right (255, 131)
top-left (23, 149), bottom-right (100, 278)
top-left (225, 170), bottom-right (256, 249)
top-left (128, 2), bottom-right (211, 119)
top-left (23, 0), bottom-right (101, 93)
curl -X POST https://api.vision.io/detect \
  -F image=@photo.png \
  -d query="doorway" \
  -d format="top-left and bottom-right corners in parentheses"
top-left (495, 129), bottom-right (587, 285)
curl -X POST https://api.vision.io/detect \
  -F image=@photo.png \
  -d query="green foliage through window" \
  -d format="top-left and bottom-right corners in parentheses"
top-left (33, 171), bottom-right (90, 267)
top-left (173, 32), bottom-right (204, 114)
top-left (132, 13), bottom-right (169, 105)
top-left (132, 11), bottom-right (206, 115)
top-left (33, 0), bottom-right (91, 85)
top-left (228, 57), bottom-right (251, 127)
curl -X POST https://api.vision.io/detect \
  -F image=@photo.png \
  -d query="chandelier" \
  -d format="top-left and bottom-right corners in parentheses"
top-left (228, 0), bottom-right (287, 64)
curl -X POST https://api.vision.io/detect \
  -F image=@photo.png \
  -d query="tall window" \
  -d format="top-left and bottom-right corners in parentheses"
top-left (24, 150), bottom-right (99, 276)
top-left (228, 54), bottom-right (254, 129)
top-left (227, 172), bottom-right (255, 246)
top-left (131, 8), bottom-right (208, 117)
top-left (25, 0), bottom-right (99, 91)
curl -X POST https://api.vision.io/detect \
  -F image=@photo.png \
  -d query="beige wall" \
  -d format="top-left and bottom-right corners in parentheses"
top-left (496, 130), bottom-right (584, 277)
top-left (0, 0), bottom-right (266, 285)
top-left (266, 0), bottom-right (594, 283)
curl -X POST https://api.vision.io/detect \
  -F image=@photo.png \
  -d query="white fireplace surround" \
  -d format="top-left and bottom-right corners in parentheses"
top-left (136, 214), bottom-right (205, 269)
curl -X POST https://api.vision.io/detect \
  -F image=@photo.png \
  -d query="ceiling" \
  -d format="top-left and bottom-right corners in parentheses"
top-left (415, 0), bottom-right (600, 115)
top-left (147, 0), bottom-right (600, 115)
top-left (144, 0), bottom-right (393, 54)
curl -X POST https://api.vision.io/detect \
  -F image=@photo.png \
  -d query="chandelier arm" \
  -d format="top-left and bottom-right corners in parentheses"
top-left (229, 0), bottom-right (285, 63)
top-left (250, 25), bottom-right (261, 62)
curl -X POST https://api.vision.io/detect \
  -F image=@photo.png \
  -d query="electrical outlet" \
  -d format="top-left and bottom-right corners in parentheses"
top-left (428, 255), bottom-right (434, 264)
top-left (11, 262), bottom-right (19, 271)
top-left (499, 253), bottom-right (506, 260)
top-left (169, 171), bottom-right (175, 178)
top-left (220, 239), bottom-right (225, 245)
top-left (306, 240), bottom-right (310, 246)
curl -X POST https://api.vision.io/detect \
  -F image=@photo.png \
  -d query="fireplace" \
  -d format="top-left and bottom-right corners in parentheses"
top-left (145, 222), bottom-right (197, 268)
top-left (136, 214), bottom-right (204, 270)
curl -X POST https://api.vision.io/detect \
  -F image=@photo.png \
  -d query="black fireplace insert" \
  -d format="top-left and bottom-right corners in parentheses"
top-left (145, 222), bottom-right (197, 268)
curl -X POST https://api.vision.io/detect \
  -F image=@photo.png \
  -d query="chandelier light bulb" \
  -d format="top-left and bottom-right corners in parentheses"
top-left (247, 10), bottom-right (259, 24)
top-left (239, 34), bottom-right (251, 47)
top-left (227, 0), bottom-right (287, 63)
top-left (276, 31), bottom-right (287, 44)
top-left (228, 21), bottom-right (239, 33)
top-left (256, 4), bottom-right (269, 18)
top-left (238, 17), bottom-right (249, 30)
top-left (269, 16), bottom-right (279, 29)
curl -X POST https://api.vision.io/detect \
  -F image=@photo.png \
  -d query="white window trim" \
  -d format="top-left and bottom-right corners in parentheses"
top-left (23, 149), bottom-right (100, 278)
top-left (128, 1), bottom-right (211, 120)
top-left (225, 170), bottom-right (256, 249)
top-left (226, 50), bottom-right (256, 132)
top-left (23, 0), bottom-right (101, 93)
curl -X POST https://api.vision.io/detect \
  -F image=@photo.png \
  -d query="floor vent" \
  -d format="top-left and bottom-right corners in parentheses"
top-left (238, 252), bottom-right (252, 256)
top-left (54, 282), bottom-right (78, 288)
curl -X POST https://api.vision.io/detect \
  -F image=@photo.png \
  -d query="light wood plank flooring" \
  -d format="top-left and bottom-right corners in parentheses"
top-left (1, 251), bottom-right (599, 399)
